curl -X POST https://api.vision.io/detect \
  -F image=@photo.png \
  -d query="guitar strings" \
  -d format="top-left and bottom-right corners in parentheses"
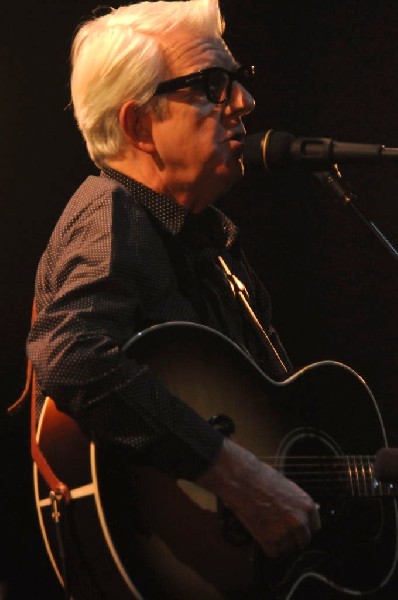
top-left (251, 455), bottom-right (398, 494)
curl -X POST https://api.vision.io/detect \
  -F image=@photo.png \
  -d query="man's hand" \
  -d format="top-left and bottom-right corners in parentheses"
top-left (196, 438), bottom-right (321, 558)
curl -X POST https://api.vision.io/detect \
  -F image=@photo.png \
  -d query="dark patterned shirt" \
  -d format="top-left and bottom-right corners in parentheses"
top-left (27, 167), bottom-right (291, 479)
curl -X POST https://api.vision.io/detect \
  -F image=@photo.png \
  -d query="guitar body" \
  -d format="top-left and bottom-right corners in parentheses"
top-left (34, 322), bottom-right (398, 599)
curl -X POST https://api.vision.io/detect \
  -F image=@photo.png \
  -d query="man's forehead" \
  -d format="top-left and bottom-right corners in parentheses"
top-left (162, 33), bottom-right (238, 76)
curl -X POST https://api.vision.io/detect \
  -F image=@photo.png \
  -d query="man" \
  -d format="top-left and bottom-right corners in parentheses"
top-left (27, 0), bottom-right (320, 584)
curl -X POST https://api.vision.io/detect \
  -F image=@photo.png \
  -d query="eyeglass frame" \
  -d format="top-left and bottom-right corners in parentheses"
top-left (153, 65), bottom-right (255, 105)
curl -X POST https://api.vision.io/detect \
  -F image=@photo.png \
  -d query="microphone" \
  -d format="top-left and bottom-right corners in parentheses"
top-left (243, 129), bottom-right (398, 171)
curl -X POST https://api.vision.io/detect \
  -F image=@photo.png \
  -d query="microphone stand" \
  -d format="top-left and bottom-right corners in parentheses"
top-left (312, 164), bottom-right (398, 262)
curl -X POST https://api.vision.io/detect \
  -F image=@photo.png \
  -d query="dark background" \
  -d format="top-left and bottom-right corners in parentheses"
top-left (1, 1), bottom-right (397, 598)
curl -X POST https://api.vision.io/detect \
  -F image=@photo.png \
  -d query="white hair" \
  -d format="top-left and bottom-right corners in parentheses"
top-left (70, 0), bottom-right (225, 166)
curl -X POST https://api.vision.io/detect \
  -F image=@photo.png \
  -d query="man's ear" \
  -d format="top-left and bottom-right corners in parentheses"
top-left (119, 100), bottom-right (156, 153)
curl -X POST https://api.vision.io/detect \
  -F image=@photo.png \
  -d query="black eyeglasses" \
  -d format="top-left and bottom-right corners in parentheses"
top-left (153, 65), bottom-right (255, 104)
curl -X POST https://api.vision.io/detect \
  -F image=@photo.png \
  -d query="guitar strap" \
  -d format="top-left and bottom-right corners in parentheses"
top-left (8, 303), bottom-right (74, 598)
top-left (8, 299), bottom-right (71, 504)
top-left (217, 255), bottom-right (289, 376)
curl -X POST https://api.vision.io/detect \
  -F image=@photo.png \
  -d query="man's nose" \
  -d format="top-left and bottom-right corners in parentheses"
top-left (224, 81), bottom-right (256, 117)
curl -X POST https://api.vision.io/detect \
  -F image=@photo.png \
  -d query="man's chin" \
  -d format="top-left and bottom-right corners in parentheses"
top-left (212, 162), bottom-right (244, 200)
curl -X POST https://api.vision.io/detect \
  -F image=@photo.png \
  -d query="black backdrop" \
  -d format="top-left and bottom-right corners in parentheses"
top-left (1, 1), bottom-right (397, 598)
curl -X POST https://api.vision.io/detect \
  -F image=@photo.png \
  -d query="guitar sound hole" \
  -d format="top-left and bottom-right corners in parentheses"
top-left (278, 429), bottom-right (384, 546)
top-left (278, 427), bottom-right (346, 511)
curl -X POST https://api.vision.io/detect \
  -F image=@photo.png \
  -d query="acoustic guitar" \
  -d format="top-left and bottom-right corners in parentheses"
top-left (34, 322), bottom-right (398, 599)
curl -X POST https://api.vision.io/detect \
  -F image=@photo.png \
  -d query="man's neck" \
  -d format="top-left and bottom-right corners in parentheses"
top-left (105, 157), bottom-right (210, 214)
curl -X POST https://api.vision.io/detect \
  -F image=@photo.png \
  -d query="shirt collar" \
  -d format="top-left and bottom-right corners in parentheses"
top-left (101, 165), bottom-right (239, 249)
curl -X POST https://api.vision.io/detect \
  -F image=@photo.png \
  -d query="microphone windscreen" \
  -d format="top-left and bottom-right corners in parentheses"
top-left (243, 130), bottom-right (295, 170)
top-left (243, 131), bottom-right (267, 166)
top-left (265, 131), bottom-right (295, 169)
